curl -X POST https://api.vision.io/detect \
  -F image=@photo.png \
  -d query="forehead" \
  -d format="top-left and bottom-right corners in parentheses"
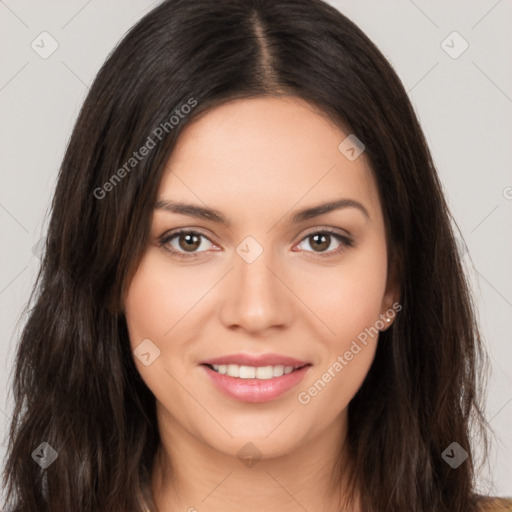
top-left (158, 96), bottom-right (380, 225)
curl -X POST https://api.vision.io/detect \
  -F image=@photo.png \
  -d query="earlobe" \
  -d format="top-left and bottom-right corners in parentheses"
top-left (378, 313), bottom-right (393, 332)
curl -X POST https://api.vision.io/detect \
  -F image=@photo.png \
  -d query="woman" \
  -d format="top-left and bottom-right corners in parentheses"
top-left (3, 0), bottom-right (510, 510)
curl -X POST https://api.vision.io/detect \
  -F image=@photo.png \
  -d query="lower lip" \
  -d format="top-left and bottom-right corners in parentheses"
top-left (201, 364), bottom-right (311, 403)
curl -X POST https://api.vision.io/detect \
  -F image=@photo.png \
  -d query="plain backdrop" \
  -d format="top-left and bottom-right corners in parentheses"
top-left (1, 0), bottom-right (511, 499)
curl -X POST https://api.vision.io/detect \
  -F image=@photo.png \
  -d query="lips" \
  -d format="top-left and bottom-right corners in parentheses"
top-left (199, 353), bottom-right (312, 403)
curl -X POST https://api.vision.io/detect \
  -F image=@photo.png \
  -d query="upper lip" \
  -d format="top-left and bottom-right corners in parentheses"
top-left (200, 353), bottom-right (310, 367)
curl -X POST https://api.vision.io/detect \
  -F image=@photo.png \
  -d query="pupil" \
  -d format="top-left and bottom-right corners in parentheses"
top-left (179, 233), bottom-right (200, 252)
top-left (311, 233), bottom-right (329, 252)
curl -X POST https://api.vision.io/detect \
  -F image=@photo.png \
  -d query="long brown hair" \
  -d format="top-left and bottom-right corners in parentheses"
top-left (3, 1), bottom-right (490, 510)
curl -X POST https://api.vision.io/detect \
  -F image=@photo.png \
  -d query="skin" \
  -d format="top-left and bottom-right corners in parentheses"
top-left (124, 96), bottom-right (399, 512)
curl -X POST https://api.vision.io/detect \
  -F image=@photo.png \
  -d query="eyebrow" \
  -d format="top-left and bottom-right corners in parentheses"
top-left (154, 197), bottom-right (370, 227)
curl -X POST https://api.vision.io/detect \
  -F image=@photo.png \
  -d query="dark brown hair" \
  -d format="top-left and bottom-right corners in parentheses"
top-left (3, 0), bottom-right (490, 510)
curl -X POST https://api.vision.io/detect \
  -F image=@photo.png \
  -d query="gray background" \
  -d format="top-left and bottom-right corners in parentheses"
top-left (1, 0), bottom-right (511, 498)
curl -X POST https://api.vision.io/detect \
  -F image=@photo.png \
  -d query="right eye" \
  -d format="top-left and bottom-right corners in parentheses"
top-left (159, 229), bottom-right (218, 259)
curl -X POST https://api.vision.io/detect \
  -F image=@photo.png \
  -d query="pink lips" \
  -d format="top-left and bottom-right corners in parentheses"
top-left (200, 353), bottom-right (312, 403)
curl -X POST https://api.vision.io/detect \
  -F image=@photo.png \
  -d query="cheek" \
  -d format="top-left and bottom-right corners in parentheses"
top-left (124, 250), bottom-right (211, 412)
top-left (124, 250), bottom-right (212, 347)
top-left (124, 264), bottom-right (167, 347)
top-left (296, 235), bottom-right (389, 343)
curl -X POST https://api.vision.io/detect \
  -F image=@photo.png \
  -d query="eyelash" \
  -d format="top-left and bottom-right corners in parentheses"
top-left (158, 228), bottom-right (354, 260)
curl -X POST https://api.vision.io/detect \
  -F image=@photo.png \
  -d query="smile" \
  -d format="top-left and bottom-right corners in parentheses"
top-left (200, 356), bottom-right (312, 403)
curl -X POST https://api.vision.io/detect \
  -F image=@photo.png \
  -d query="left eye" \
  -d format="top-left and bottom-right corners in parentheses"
top-left (295, 231), bottom-right (352, 255)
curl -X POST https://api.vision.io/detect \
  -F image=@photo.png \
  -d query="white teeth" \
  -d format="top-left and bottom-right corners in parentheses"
top-left (227, 364), bottom-right (239, 377)
top-left (273, 365), bottom-right (284, 377)
top-left (239, 366), bottom-right (256, 378)
top-left (209, 363), bottom-right (303, 379)
top-left (255, 366), bottom-right (273, 379)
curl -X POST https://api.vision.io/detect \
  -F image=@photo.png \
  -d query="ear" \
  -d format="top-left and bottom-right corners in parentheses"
top-left (379, 258), bottom-right (401, 331)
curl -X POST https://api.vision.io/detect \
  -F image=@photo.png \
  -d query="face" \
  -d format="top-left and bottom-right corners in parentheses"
top-left (124, 96), bottom-right (398, 461)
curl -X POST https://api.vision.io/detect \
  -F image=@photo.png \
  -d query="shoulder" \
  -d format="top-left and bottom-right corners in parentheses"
top-left (476, 497), bottom-right (512, 511)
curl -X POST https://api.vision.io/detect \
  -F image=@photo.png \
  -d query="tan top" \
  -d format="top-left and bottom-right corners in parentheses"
top-left (478, 498), bottom-right (512, 511)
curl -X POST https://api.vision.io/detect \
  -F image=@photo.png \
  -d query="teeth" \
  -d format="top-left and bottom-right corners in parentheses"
top-left (210, 364), bottom-right (302, 379)
top-left (239, 365), bottom-right (256, 378)
top-left (255, 366), bottom-right (273, 379)
top-left (273, 365), bottom-right (284, 377)
top-left (227, 364), bottom-right (239, 377)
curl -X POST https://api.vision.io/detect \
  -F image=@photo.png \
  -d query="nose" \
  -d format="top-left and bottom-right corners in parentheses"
top-left (218, 244), bottom-right (294, 333)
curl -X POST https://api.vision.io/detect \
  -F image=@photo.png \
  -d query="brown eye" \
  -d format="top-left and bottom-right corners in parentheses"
top-left (177, 232), bottom-right (202, 252)
top-left (308, 233), bottom-right (331, 252)
top-left (295, 229), bottom-right (354, 256)
top-left (160, 230), bottom-right (215, 257)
